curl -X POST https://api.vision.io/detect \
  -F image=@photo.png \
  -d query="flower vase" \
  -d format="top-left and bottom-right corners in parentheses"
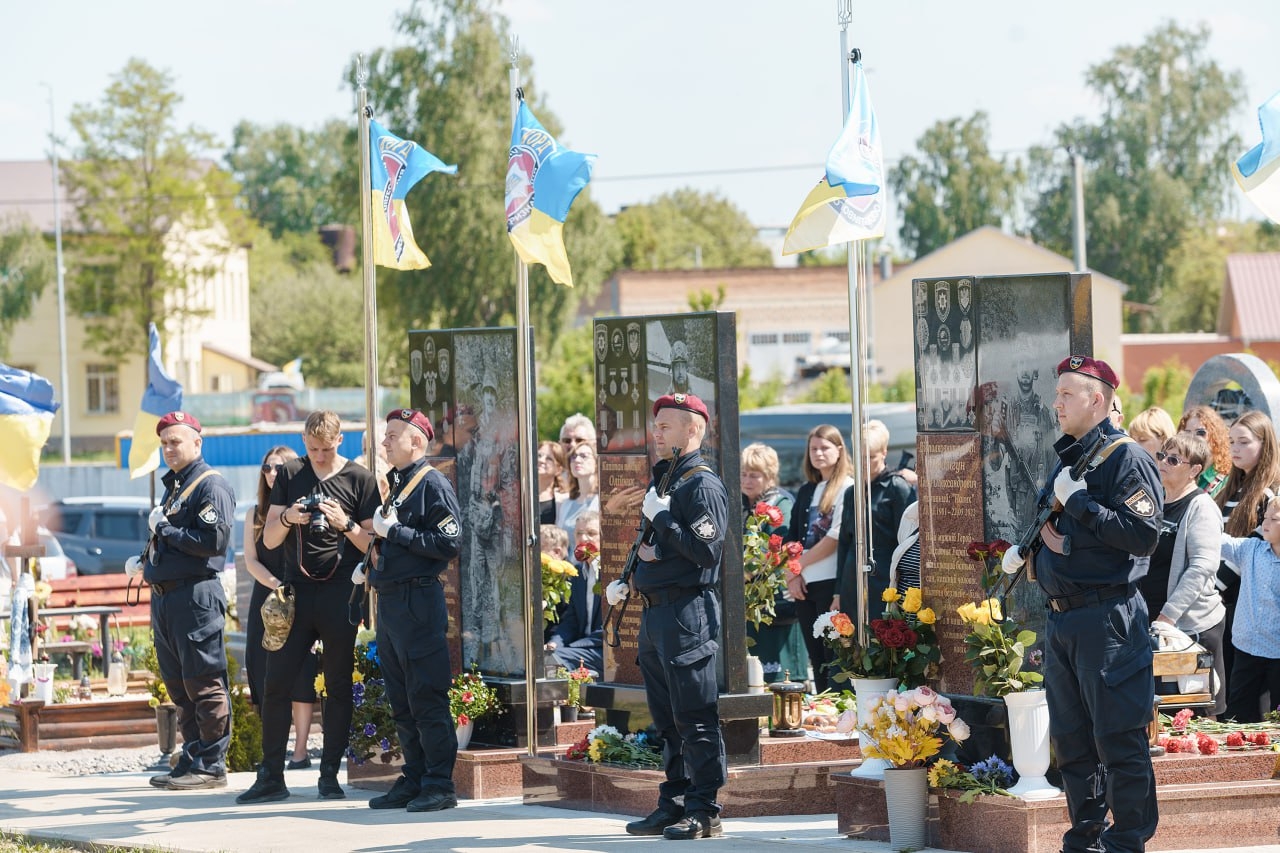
top-left (155, 703), bottom-right (179, 755)
top-left (850, 676), bottom-right (898, 779)
top-left (561, 705), bottom-right (579, 723)
top-left (1003, 690), bottom-right (1059, 800)
top-left (883, 765), bottom-right (929, 850)
top-left (746, 655), bottom-right (765, 693)
top-left (455, 719), bottom-right (474, 750)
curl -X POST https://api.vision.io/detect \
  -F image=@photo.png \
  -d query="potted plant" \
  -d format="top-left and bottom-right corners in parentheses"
top-left (138, 643), bottom-right (177, 755)
top-left (448, 665), bottom-right (501, 749)
top-left (556, 662), bottom-right (594, 722)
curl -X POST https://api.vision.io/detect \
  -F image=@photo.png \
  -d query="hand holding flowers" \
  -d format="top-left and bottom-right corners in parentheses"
top-left (743, 501), bottom-right (803, 632)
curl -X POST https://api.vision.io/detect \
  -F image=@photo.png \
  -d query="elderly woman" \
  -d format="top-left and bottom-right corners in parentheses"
top-left (741, 443), bottom-right (806, 685)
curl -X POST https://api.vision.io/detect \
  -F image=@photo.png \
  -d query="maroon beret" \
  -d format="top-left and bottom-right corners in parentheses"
top-left (1056, 355), bottom-right (1119, 390)
top-left (652, 392), bottom-right (709, 423)
top-left (155, 411), bottom-right (202, 435)
top-left (386, 408), bottom-right (435, 442)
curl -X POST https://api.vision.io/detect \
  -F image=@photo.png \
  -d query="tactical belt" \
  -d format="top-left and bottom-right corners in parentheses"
top-left (151, 575), bottom-right (216, 596)
top-left (375, 575), bottom-right (439, 592)
top-left (1047, 584), bottom-right (1129, 613)
top-left (637, 585), bottom-right (708, 608)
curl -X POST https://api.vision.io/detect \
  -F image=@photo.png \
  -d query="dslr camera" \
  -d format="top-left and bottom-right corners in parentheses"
top-left (299, 493), bottom-right (330, 536)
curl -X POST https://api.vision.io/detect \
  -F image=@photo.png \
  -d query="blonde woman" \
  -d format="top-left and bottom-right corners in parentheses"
top-left (1127, 406), bottom-right (1176, 458)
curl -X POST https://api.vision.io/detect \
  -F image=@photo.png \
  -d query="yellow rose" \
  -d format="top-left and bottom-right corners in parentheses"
top-left (351, 669), bottom-right (364, 683)
top-left (917, 607), bottom-right (936, 625)
top-left (983, 598), bottom-right (1003, 623)
top-left (314, 674), bottom-right (326, 696)
top-left (956, 602), bottom-right (976, 623)
top-left (903, 587), bottom-right (922, 613)
top-left (882, 588), bottom-right (900, 603)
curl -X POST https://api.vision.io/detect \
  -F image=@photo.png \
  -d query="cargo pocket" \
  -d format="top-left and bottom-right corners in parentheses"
top-left (185, 611), bottom-right (226, 675)
top-left (667, 593), bottom-right (719, 712)
top-left (1097, 644), bottom-right (1155, 734)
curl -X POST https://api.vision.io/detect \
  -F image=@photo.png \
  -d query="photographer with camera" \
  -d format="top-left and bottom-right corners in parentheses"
top-left (237, 411), bottom-right (380, 805)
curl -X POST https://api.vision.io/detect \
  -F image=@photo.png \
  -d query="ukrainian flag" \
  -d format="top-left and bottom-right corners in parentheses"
top-left (127, 323), bottom-right (183, 479)
top-left (1233, 90), bottom-right (1280, 225)
top-left (0, 364), bottom-right (58, 492)
top-left (369, 120), bottom-right (457, 271)
top-left (506, 101), bottom-right (595, 287)
top-left (784, 61), bottom-right (887, 255)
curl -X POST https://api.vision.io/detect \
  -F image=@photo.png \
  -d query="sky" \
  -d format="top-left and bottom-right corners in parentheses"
top-left (2, 1), bottom-right (1278, 251)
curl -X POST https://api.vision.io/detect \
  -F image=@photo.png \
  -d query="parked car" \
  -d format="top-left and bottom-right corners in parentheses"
top-left (796, 337), bottom-right (852, 378)
top-left (39, 497), bottom-right (151, 575)
top-left (739, 402), bottom-right (917, 492)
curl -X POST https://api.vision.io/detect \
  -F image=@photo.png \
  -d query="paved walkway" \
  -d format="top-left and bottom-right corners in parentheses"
top-left (2, 765), bottom-right (1280, 852)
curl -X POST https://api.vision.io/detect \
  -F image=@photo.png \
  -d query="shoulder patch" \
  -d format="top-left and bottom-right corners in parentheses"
top-left (198, 503), bottom-right (219, 525)
top-left (691, 512), bottom-right (718, 541)
top-left (1124, 487), bottom-right (1157, 519)
top-left (437, 515), bottom-right (460, 538)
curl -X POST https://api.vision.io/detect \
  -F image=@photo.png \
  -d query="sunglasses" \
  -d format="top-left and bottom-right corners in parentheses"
top-left (1194, 428), bottom-right (1207, 437)
top-left (261, 463), bottom-right (281, 474)
top-left (1156, 451), bottom-right (1189, 466)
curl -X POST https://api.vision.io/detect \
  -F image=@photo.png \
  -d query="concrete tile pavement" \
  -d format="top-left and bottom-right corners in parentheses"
top-left (2, 766), bottom-right (1279, 853)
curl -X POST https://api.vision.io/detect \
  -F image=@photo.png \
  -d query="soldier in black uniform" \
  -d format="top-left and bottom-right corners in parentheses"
top-left (128, 412), bottom-right (235, 791)
top-left (365, 409), bottom-right (463, 813)
top-left (620, 393), bottom-right (729, 841)
top-left (1002, 356), bottom-right (1162, 853)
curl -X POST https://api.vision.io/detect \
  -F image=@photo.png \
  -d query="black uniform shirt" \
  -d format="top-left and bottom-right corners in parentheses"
top-left (635, 450), bottom-right (729, 591)
top-left (144, 457), bottom-right (235, 583)
top-left (372, 457), bottom-right (462, 588)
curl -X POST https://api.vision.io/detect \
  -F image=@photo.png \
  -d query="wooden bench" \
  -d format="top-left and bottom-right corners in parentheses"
top-left (48, 575), bottom-right (150, 628)
top-left (39, 640), bottom-right (93, 680)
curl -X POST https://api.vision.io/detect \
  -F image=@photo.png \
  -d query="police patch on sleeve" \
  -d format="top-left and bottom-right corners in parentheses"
top-left (1124, 487), bottom-right (1157, 518)
top-left (691, 513), bottom-right (717, 541)
top-left (198, 503), bottom-right (219, 525)
top-left (437, 515), bottom-right (460, 538)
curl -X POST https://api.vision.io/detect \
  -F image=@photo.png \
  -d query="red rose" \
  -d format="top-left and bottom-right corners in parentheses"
top-left (754, 501), bottom-right (771, 517)
top-left (966, 542), bottom-right (987, 562)
top-left (768, 534), bottom-right (783, 552)
top-left (988, 539), bottom-right (1012, 559)
top-left (878, 625), bottom-right (910, 648)
top-left (763, 505), bottom-right (785, 527)
top-left (1226, 731), bottom-right (1245, 748)
top-left (574, 542), bottom-right (599, 563)
top-left (786, 558), bottom-right (802, 575)
top-left (785, 541), bottom-right (804, 558)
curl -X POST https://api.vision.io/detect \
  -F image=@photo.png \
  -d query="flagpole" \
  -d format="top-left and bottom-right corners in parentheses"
top-left (357, 57), bottom-right (379, 629)
top-left (837, 0), bottom-right (873, 649)
top-left (509, 38), bottom-right (542, 759)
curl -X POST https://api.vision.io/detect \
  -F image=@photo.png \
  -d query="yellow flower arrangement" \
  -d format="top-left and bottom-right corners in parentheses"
top-left (540, 552), bottom-right (579, 626)
top-left (861, 686), bottom-right (970, 768)
top-left (957, 597), bottom-right (1043, 698)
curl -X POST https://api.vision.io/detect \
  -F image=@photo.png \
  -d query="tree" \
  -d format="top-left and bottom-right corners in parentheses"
top-left (534, 324), bottom-right (594, 441)
top-left (62, 58), bottom-right (246, 362)
top-left (0, 217), bottom-right (54, 358)
top-left (1027, 22), bottom-right (1246, 326)
top-left (614, 189), bottom-right (772, 270)
top-left (889, 111), bottom-right (1023, 259)
top-left (360, 0), bottom-right (620, 347)
top-left (224, 119), bottom-right (354, 238)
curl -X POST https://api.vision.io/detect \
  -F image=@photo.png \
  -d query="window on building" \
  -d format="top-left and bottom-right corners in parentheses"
top-left (824, 330), bottom-right (851, 343)
top-left (749, 332), bottom-right (779, 345)
top-left (782, 331), bottom-right (812, 345)
top-left (86, 364), bottom-right (119, 414)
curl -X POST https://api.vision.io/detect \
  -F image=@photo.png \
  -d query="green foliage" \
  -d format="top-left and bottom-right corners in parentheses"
top-left (687, 283), bottom-right (726, 311)
top-left (138, 641), bottom-right (168, 706)
top-left (224, 649), bottom-right (262, 773)
top-left (800, 368), bottom-right (852, 403)
top-left (535, 324), bottom-right (594, 440)
top-left (1027, 22), bottom-right (1246, 327)
top-left (615, 188), bottom-right (771, 270)
top-left (881, 371), bottom-right (916, 404)
top-left (890, 111), bottom-right (1023, 258)
top-left (0, 217), bottom-right (54, 358)
top-left (62, 58), bottom-right (247, 363)
top-left (1140, 358), bottom-right (1193, 414)
top-left (737, 364), bottom-right (785, 411)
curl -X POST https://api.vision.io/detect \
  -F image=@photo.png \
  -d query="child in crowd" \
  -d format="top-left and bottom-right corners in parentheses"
top-left (545, 510), bottom-right (603, 674)
top-left (540, 524), bottom-right (569, 561)
top-left (1220, 495), bottom-right (1280, 722)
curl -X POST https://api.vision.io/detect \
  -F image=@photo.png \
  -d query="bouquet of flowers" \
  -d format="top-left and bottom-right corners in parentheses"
top-left (928, 756), bottom-right (1015, 802)
top-left (813, 587), bottom-right (939, 687)
top-left (564, 723), bottom-right (662, 767)
top-left (960, 539), bottom-right (1043, 698)
top-left (557, 662), bottom-right (594, 709)
top-left (743, 501), bottom-right (803, 632)
top-left (345, 634), bottom-right (397, 765)
top-left (541, 552), bottom-right (578, 626)
top-left (449, 665), bottom-right (501, 727)
top-left (861, 685), bottom-right (970, 768)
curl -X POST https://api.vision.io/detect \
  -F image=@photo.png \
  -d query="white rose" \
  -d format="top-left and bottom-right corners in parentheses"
top-left (948, 719), bottom-right (971, 742)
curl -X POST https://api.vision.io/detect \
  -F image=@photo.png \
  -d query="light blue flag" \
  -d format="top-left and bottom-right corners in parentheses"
top-left (826, 62), bottom-right (884, 198)
top-left (1233, 90), bottom-right (1280, 224)
top-left (128, 323), bottom-right (183, 478)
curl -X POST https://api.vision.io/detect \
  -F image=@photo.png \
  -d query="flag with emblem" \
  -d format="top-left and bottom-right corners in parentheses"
top-left (127, 324), bottom-right (183, 479)
top-left (0, 363), bottom-right (59, 491)
top-left (1233, 90), bottom-right (1280, 224)
top-left (506, 99), bottom-right (596, 287)
top-left (783, 61), bottom-right (886, 255)
top-left (369, 120), bottom-right (457, 271)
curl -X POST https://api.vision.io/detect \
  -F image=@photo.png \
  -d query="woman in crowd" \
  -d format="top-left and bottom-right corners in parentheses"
top-left (1127, 406), bottom-right (1177, 458)
top-left (784, 425), bottom-right (854, 693)
top-left (1216, 410), bottom-right (1280, 716)
top-left (557, 440), bottom-right (600, 542)
top-left (243, 445), bottom-right (315, 770)
top-left (741, 442), bottom-right (807, 685)
top-left (888, 502), bottom-right (921, 594)
top-left (537, 440), bottom-right (568, 526)
top-left (1143, 433), bottom-right (1226, 717)
top-left (1178, 405), bottom-right (1232, 499)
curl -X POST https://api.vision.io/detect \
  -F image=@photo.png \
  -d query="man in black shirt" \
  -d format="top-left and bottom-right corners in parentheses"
top-left (237, 411), bottom-right (380, 805)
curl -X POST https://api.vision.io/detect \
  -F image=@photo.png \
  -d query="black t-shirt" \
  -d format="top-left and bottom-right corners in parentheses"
top-left (1142, 489), bottom-right (1197, 616)
top-left (269, 458), bottom-right (380, 584)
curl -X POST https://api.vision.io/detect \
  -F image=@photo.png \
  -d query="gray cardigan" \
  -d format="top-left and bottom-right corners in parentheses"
top-left (1160, 491), bottom-right (1226, 633)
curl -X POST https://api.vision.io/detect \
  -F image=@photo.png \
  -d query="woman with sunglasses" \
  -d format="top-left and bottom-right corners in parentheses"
top-left (1177, 406), bottom-right (1232, 499)
top-left (1143, 434), bottom-right (1226, 717)
top-left (243, 445), bottom-right (316, 770)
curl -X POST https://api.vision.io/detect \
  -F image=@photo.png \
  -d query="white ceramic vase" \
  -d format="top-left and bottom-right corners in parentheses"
top-left (456, 719), bottom-right (474, 750)
top-left (1003, 690), bottom-right (1060, 800)
top-left (849, 676), bottom-right (898, 779)
top-left (746, 655), bottom-right (766, 694)
top-left (882, 765), bottom-right (929, 850)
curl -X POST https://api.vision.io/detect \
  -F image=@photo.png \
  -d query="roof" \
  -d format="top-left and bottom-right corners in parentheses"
top-left (202, 343), bottom-right (276, 373)
top-left (1222, 253), bottom-right (1280, 341)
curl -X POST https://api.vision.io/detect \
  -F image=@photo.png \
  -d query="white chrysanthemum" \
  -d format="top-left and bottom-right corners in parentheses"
top-left (588, 724), bottom-right (620, 741)
top-left (812, 611), bottom-right (836, 640)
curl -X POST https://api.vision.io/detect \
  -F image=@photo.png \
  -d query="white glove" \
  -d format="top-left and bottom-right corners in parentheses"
top-left (1001, 545), bottom-right (1025, 575)
top-left (148, 505), bottom-right (167, 534)
top-left (351, 564), bottom-right (367, 585)
top-left (605, 580), bottom-right (629, 606)
top-left (124, 556), bottom-right (144, 578)
top-left (1054, 469), bottom-right (1087, 506)
top-left (372, 507), bottom-right (397, 538)
top-left (641, 488), bottom-right (671, 522)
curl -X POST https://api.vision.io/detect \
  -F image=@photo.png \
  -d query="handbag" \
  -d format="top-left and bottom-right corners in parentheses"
top-left (260, 584), bottom-right (296, 651)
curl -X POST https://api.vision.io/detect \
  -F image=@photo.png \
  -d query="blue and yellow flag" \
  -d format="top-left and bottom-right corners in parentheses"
top-left (0, 364), bottom-right (58, 491)
top-left (506, 101), bottom-right (596, 287)
top-left (369, 120), bottom-right (457, 270)
top-left (127, 323), bottom-right (183, 479)
top-left (1233, 90), bottom-right (1280, 224)
top-left (783, 61), bottom-right (887, 255)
